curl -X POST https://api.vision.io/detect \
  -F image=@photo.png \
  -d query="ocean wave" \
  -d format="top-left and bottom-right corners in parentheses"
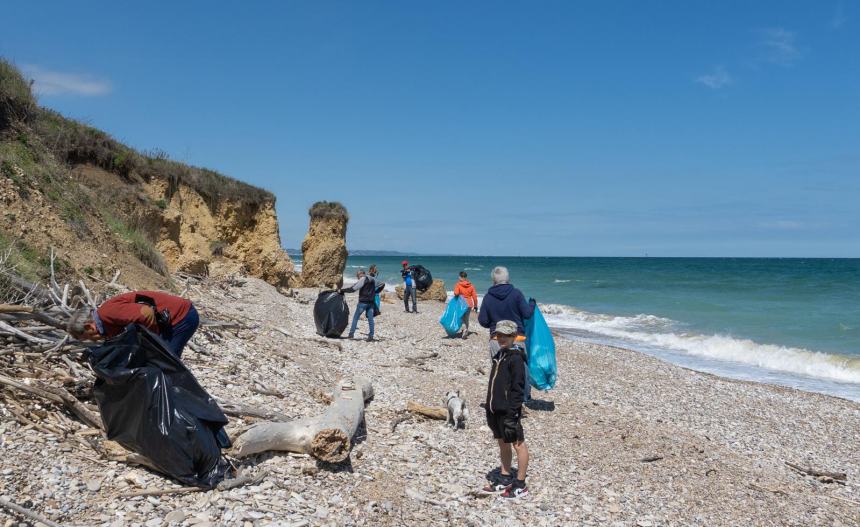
top-left (540, 303), bottom-right (860, 385)
top-left (554, 279), bottom-right (572, 283)
top-left (464, 267), bottom-right (483, 271)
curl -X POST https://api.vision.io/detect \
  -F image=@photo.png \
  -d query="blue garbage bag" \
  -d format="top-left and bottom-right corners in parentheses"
top-left (524, 306), bottom-right (557, 390)
top-left (374, 294), bottom-right (381, 310)
top-left (439, 295), bottom-right (470, 336)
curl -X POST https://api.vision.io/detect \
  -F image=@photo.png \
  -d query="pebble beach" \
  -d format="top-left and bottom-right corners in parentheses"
top-left (2, 275), bottom-right (858, 526)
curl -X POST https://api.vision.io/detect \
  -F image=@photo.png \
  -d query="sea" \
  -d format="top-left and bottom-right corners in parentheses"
top-left (306, 256), bottom-right (860, 402)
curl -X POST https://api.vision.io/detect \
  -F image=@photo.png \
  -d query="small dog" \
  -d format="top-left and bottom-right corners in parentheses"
top-left (444, 391), bottom-right (469, 430)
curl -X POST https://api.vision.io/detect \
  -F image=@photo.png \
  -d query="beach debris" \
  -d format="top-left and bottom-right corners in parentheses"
top-left (640, 455), bottom-right (664, 463)
top-left (406, 400), bottom-right (448, 420)
top-left (0, 495), bottom-right (64, 527)
top-left (232, 378), bottom-right (373, 462)
top-left (785, 461), bottom-right (847, 484)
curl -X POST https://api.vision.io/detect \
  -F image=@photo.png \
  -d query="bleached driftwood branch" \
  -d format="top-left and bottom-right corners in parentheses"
top-left (232, 378), bottom-right (373, 463)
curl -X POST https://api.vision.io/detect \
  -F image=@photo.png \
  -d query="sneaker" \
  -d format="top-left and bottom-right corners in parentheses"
top-left (501, 480), bottom-right (529, 499)
top-left (347, 334), bottom-right (355, 339)
top-left (366, 336), bottom-right (375, 342)
top-left (480, 473), bottom-right (513, 494)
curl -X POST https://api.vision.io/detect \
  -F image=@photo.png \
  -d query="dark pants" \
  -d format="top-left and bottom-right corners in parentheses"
top-left (165, 305), bottom-right (199, 358)
top-left (404, 286), bottom-right (418, 312)
top-left (349, 302), bottom-right (375, 338)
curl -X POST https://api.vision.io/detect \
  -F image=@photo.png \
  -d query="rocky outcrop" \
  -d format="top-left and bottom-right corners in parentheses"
top-left (144, 176), bottom-right (295, 286)
top-left (300, 202), bottom-right (348, 289)
top-left (395, 279), bottom-right (448, 302)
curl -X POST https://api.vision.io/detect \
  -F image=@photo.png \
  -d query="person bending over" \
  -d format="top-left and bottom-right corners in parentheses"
top-left (67, 291), bottom-right (199, 358)
top-left (340, 269), bottom-right (378, 341)
top-left (481, 320), bottom-right (530, 499)
top-left (453, 271), bottom-right (479, 339)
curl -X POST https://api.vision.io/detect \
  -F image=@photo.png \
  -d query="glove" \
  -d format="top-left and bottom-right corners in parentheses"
top-left (529, 297), bottom-right (536, 305)
top-left (473, 306), bottom-right (478, 313)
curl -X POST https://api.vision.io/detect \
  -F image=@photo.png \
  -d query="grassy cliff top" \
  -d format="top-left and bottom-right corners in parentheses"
top-left (309, 201), bottom-right (349, 222)
top-left (0, 58), bottom-right (274, 208)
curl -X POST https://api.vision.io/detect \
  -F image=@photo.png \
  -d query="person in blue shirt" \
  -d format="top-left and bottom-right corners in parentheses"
top-left (401, 260), bottom-right (418, 313)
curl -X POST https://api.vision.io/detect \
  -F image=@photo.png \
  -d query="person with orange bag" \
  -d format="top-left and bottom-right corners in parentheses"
top-left (453, 271), bottom-right (479, 339)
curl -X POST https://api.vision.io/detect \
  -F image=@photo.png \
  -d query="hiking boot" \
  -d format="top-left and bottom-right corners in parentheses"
top-left (501, 480), bottom-right (529, 499)
top-left (366, 336), bottom-right (375, 342)
top-left (346, 334), bottom-right (355, 339)
top-left (480, 472), bottom-right (513, 494)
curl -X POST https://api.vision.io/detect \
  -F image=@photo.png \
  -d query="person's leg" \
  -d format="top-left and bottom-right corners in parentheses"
top-left (165, 305), bottom-right (199, 358)
top-left (366, 303), bottom-right (375, 339)
top-left (404, 287), bottom-right (411, 312)
top-left (461, 311), bottom-right (470, 338)
top-left (499, 439), bottom-right (513, 476)
top-left (411, 287), bottom-right (418, 312)
top-left (512, 440), bottom-right (529, 481)
top-left (348, 303), bottom-right (362, 337)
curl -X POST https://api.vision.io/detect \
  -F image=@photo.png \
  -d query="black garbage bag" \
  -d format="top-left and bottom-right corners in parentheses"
top-left (413, 265), bottom-right (433, 291)
top-left (314, 290), bottom-right (350, 337)
top-left (88, 324), bottom-right (231, 488)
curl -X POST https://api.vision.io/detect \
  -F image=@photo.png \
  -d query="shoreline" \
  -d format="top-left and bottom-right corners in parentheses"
top-left (1, 276), bottom-right (857, 526)
top-left (551, 329), bottom-right (860, 403)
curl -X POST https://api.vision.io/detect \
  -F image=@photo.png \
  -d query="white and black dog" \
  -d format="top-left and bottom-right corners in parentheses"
top-left (444, 391), bottom-right (469, 429)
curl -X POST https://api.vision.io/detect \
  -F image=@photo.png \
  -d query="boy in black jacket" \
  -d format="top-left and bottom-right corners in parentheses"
top-left (482, 320), bottom-right (530, 498)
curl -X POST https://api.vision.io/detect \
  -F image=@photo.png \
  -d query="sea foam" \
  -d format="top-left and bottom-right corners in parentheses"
top-left (540, 303), bottom-right (860, 385)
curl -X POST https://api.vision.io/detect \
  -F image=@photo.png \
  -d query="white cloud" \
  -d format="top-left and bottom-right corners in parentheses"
top-left (22, 65), bottom-right (111, 96)
top-left (695, 66), bottom-right (733, 89)
top-left (758, 28), bottom-right (801, 66)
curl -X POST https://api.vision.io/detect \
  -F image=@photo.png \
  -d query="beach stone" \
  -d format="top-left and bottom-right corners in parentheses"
top-left (395, 279), bottom-right (447, 302)
top-left (85, 479), bottom-right (101, 492)
top-left (164, 509), bottom-right (187, 523)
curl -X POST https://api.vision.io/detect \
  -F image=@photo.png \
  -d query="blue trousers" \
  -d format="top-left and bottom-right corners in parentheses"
top-left (165, 305), bottom-right (199, 358)
top-left (349, 302), bottom-right (374, 338)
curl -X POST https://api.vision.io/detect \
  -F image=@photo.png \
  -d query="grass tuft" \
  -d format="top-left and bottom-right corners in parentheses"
top-left (103, 211), bottom-right (169, 276)
top-left (309, 201), bottom-right (349, 222)
top-left (0, 59), bottom-right (37, 131)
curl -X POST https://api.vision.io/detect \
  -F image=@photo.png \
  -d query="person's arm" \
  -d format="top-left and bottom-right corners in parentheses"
top-left (508, 354), bottom-right (526, 412)
top-left (98, 295), bottom-right (159, 334)
top-left (478, 300), bottom-right (490, 328)
top-left (518, 290), bottom-right (535, 319)
top-left (339, 277), bottom-right (365, 294)
top-left (471, 289), bottom-right (479, 311)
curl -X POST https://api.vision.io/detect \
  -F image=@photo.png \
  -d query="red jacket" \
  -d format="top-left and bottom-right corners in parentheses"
top-left (96, 291), bottom-right (192, 337)
top-left (453, 279), bottom-right (479, 309)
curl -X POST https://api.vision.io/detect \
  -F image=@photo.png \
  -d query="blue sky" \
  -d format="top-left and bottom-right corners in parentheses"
top-left (3, 1), bottom-right (858, 256)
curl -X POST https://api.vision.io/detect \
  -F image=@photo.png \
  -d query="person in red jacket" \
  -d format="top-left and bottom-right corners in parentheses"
top-left (453, 271), bottom-right (479, 339)
top-left (67, 291), bottom-right (199, 358)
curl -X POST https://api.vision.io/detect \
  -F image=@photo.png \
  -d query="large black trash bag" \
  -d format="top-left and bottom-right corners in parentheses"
top-left (88, 324), bottom-right (231, 488)
top-left (413, 265), bottom-right (433, 291)
top-left (314, 290), bottom-right (350, 337)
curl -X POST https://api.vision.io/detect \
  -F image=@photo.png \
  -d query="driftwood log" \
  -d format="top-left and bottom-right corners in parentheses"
top-left (406, 401), bottom-right (447, 420)
top-left (232, 378), bottom-right (373, 463)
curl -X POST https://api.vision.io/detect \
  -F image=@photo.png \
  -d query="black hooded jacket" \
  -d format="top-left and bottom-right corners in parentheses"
top-left (485, 345), bottom-right (527, 415)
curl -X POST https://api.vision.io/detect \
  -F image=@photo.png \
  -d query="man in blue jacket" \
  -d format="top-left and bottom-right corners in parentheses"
top-left (479, 266), bottom-right (535, 400)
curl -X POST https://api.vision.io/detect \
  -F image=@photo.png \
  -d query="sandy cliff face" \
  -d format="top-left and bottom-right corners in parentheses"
top-left (300, 204), bottom-right (348, 289)
top-left (142, 176), bottom-right (294, 286)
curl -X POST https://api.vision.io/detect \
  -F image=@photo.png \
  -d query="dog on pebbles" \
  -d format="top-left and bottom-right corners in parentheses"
top-left (444, 390), bottom-right (469, 429)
